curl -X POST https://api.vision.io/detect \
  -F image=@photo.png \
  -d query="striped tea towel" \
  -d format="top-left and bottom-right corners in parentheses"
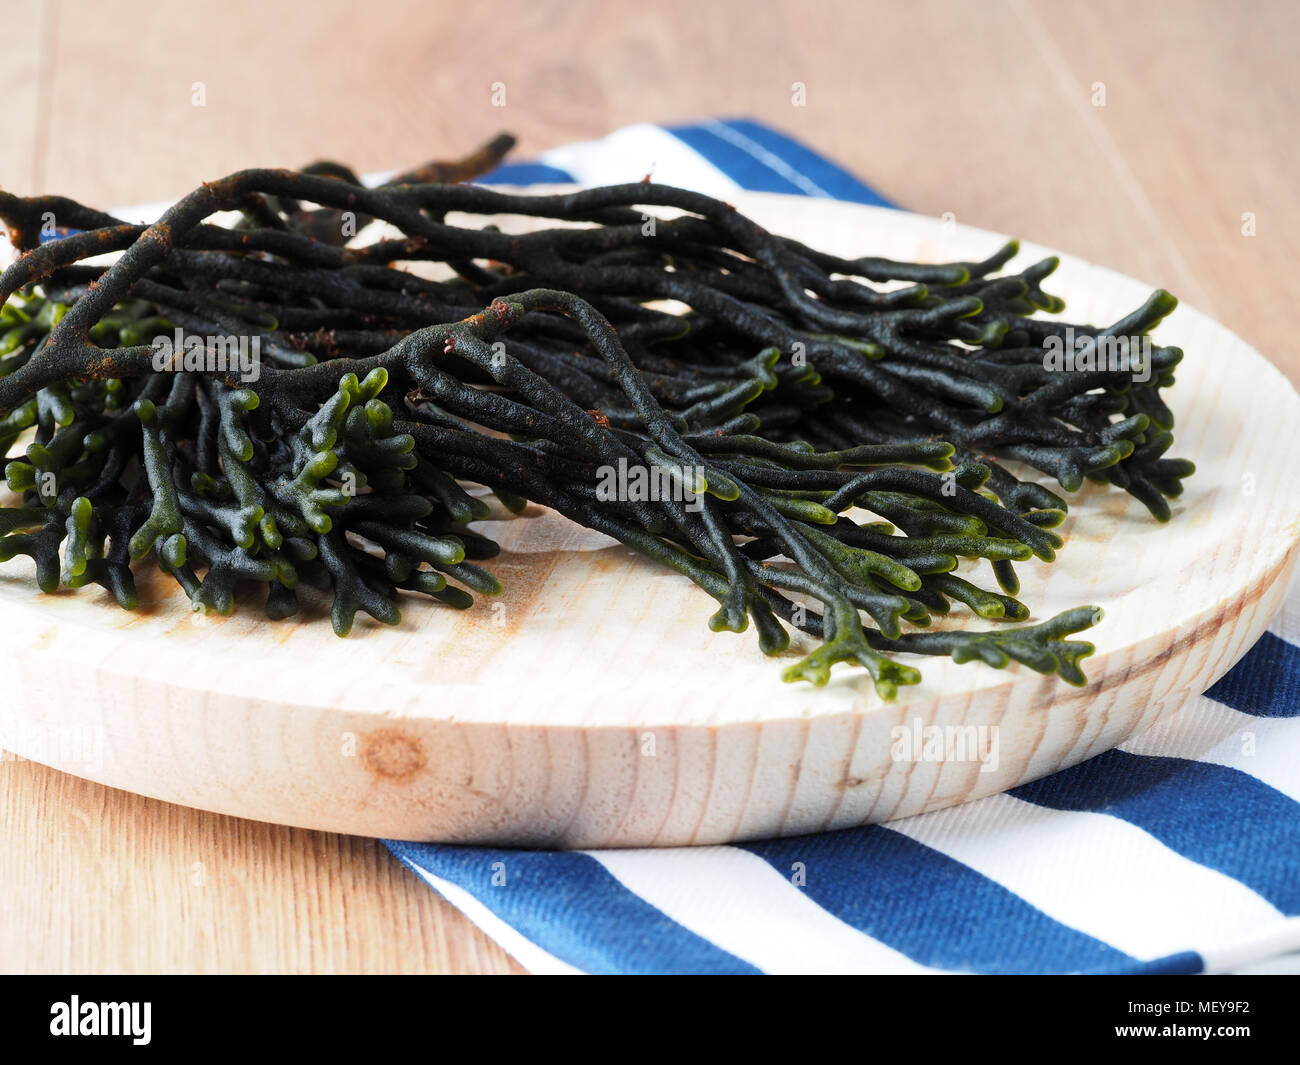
top-left (386, 118), bottom-right (1300, 975)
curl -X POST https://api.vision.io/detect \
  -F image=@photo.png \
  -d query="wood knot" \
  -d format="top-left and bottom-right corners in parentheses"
top-left (361, 729), bottom-right (425, 782)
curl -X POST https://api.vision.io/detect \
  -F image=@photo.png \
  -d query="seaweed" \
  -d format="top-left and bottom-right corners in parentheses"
top-left (0, 138), bottom-right (1195, 696)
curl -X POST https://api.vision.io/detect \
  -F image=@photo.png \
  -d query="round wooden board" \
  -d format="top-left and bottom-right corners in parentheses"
top-left (2, 192), bottom-right (1298, 848)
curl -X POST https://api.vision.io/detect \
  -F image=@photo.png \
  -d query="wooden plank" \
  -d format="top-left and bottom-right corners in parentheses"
top-left (0, 756), bottom-right (524, 972)
top-left (0, 2), bottom-right (46, 199)
top-left (1026, 0), bottom-right (1300, 381)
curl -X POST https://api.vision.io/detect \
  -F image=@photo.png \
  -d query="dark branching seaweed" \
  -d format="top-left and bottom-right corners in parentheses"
top-left (0, 136), bottom-right (1194, 696)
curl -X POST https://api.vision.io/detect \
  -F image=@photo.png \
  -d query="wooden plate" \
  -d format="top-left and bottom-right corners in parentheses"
top-left (2, 192), bottom-right (1297, 847)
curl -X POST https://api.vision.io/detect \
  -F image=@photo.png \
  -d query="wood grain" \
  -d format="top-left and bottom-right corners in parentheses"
top-left (3, 0), bottom-right (1295, 974)
top-left (1024, 0), bottom-right (1300, 382)
top-left (0, 753), bottom-right (523, 972)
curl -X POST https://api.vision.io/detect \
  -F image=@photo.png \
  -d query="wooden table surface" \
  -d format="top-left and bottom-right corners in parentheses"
top-left (2, 0), bottom-right (1296, 974)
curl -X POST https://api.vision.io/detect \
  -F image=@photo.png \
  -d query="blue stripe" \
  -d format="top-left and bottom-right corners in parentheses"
top-left (39, 227), bottom-right (83, 243)
top-left (1206, 631), bottom-right (1300, 718)
top-left (1139, 950), bottom-right (1206, 974)
top-left (1012, 750), bottom-right (1300, 913)
top-left (665, 122), bottom-right (816, 198)
top-left (713, 119), bottom-right (896, 208)
top-left (740, 826), bottom-right (1145, 973)
top-left (664, 118), bottom-right (895, 208)
top-left (477, 162), bottom-right (575, 186)
top-left (385, 841), bottom-right (759, 974)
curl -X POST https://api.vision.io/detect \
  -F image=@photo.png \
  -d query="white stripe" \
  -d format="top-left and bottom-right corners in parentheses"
top-left (110, 198), bottom-right (172, 225)
top-left (1121, 695), bottom-right (1300, 804)
top-left (588, 845), bottom-right (937, 974)
top-left (395, 858), bottom-right (582, 975)
top-left (890, 794), bottom-right (1282, 964)
top-left (537, 123), bottom-right (743, 197)
top-left (1199, 916), bottom-right (1300, 974)
top-left (1228, 951), bottom-right (1300, 974)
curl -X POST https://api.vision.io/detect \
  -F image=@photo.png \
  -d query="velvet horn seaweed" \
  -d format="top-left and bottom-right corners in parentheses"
top-left (0, 136), bottom-right (1193, 697)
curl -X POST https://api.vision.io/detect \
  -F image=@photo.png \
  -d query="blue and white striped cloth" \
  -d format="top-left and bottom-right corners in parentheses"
top-left (386, 119), bottom-right (1300, 975)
